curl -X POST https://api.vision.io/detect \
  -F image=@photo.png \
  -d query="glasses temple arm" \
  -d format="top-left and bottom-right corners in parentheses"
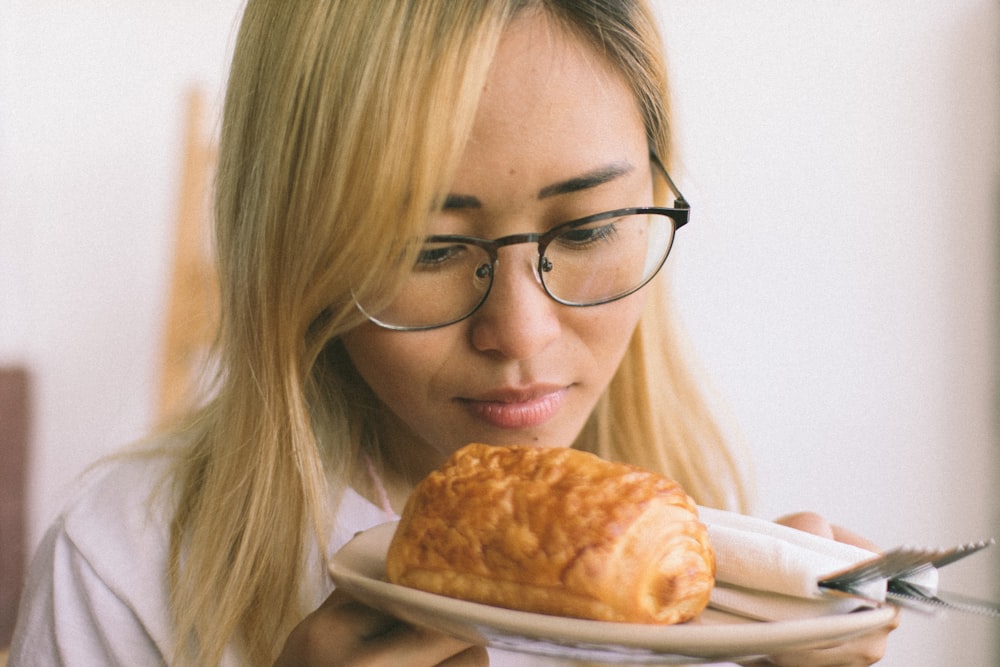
top-left (650, 152), bottom-right (690, 209)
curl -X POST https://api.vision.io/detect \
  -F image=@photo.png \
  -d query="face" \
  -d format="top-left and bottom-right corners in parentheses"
top-left (341, 11), bottom-right (655, 468)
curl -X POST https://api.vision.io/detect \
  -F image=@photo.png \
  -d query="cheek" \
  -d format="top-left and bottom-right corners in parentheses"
top-left (579, 292), bottom-right (647, 371)
top-left (340, 326), bottom-right (445, 413)
top-left (340, 327), bottom-right (466, 463)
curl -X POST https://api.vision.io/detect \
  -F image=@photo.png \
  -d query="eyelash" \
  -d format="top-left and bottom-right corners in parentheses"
top-left (416, 244), bottom-right (467, 267)
top-left (554, 222), bottom-right (620, 248)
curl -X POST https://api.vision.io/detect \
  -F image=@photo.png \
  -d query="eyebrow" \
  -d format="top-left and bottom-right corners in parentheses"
top-left (537, 162), bottom-right (634, 199)
top-left (442, 161), bottom-right (635, 210)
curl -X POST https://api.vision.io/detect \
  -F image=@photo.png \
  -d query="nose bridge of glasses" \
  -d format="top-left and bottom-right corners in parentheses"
top-left (486, 232), bottom-right (547, 287)
top-left (491, 231), bottom-right (545, 250)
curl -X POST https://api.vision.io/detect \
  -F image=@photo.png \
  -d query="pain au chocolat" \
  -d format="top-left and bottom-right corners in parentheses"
top-left (385, 443), bottom-right (715, 624)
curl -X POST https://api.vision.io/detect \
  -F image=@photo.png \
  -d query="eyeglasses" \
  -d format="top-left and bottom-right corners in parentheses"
top-left (356, 157), bottom-right (689, 331)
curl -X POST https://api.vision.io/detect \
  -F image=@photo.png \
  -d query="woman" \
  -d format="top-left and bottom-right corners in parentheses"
top-left (11, 1), bottom-right (897, 665)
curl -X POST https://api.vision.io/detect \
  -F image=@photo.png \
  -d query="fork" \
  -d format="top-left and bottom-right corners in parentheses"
top-left (816, 538), bottom-right (997, 617)
top-left (928, 537), bottom-right (996, 570)
top-left (819, 545), bottom-right (950, 592)
top-left (817, 538), bottom-right (995, 593)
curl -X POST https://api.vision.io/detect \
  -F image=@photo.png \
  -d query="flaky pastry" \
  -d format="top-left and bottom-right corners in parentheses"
top-left (385, 443), bottom-right (715, 624)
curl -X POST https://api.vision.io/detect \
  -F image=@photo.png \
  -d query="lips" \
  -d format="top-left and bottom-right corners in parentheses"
top-left (458, 386), bottom-right (568, 429)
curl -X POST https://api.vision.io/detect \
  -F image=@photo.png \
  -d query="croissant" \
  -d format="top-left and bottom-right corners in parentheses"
top-left (385, 443), bottom-right (715, 624)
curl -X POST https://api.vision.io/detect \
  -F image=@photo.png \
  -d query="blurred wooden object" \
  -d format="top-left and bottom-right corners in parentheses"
top-left (158, 88), bottom-right (219, 421)
top-left (0, 366), bottom-right (29, 652)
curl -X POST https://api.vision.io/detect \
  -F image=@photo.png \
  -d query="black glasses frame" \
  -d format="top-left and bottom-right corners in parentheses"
top-left (363, 155), bottom-right (690, 331)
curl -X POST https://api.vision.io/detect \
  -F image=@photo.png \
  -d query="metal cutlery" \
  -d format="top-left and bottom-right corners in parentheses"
top-left (818, 538), bottom-right (995, 591)
top-left (928, 538), bottom-right (996, 570)
top-left (887, 579), bottom-right (1000, 618)
top-left (817, 538), bottom-right (997, 618)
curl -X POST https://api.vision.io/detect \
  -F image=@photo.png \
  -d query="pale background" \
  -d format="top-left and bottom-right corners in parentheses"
top-left (1, 1), bottom-right (996, 665)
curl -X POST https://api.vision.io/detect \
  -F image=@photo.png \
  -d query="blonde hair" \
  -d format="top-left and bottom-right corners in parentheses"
top-left (164, 1), bottom-right (747, 664)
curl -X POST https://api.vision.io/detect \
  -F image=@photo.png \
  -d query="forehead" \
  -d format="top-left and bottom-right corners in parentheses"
top-left (457, 11), bottom-right (648, 189)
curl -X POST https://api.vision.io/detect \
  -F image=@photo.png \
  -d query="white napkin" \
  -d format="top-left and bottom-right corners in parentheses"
top-left (698, 506), bottom-right (938, 621)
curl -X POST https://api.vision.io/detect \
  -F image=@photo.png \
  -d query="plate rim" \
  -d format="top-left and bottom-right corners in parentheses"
top-left (329, 521), bottom-right (897, 659)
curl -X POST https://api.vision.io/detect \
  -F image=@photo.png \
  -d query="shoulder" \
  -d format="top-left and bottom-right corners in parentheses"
top-left (10, 453), bottom-right (177, 665)
top-left (59, 453), bottom-right (176, 585)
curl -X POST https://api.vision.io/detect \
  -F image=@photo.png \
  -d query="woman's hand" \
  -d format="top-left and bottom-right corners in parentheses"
top-left (741, 512), bottom-right (901, 667)
top-left (274, 588), bottom-right (488, 666)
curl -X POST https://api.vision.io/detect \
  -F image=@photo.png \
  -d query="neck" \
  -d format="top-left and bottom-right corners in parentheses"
top-left (352, 411), bottom-right (446, 515)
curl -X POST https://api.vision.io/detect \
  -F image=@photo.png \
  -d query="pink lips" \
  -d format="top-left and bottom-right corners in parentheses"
top-left (459, 387), bottom-right (567, 429)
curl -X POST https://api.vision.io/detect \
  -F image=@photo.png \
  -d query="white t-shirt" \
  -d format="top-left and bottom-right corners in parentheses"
top-left (9, 454), bottom-right (736, 667)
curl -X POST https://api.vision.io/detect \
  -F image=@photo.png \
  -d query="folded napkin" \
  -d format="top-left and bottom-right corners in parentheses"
top-left (698, 506), bottom-right (938, 621)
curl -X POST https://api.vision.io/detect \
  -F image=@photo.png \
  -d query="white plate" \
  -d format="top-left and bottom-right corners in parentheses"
top-left (329, 522), bottom-right (897, 664)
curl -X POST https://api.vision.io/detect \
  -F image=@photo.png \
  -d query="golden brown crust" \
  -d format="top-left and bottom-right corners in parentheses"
top-left (385, 443), bottom-right (715, 624)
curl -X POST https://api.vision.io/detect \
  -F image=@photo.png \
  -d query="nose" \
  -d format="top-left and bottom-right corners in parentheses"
top-left (468, 246), bottom-right (561, 359)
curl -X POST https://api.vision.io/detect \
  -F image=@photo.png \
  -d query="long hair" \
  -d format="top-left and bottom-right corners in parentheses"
top-left (164, 1), bottom-right (747, 664)
top-left (538, 0), bottom-right (749, 510)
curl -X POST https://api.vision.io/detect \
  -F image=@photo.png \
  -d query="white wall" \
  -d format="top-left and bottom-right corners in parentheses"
top-left (660, 2), bottom-right (999, 664)
top-left (0, 0), bottom-right (243, 543)
top-left (1, 2), bottom-right (996, 665)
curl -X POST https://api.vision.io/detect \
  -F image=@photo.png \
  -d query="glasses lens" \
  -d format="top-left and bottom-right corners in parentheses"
top-left (358, 240), bottom-right (493, 330)
top-left (541, 212), bottom-right (675, 306)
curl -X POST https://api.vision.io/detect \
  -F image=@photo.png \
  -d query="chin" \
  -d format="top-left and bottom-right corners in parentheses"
top-left (449, 428), bottom-right (583, 452)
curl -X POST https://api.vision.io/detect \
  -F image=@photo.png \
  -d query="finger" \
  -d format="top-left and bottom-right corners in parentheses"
top-left (275, 590), bottom-right (404, 665)
top-left (319, 588), bottom-right (400, 640)
top-left (775, 513), bottom-right (882, 552)
top-left (358, 622), bottom-right (484, 666)
top-left (830, 524), bottom-right (880, 552)
top-left (437, 645), bottom-right (490, 666)
top-left (774, 512), bottom-right (835, 539)
top-left (768, 639), bottom-right (888, 667)
top-left (764, 613), bottom-right (898, 667)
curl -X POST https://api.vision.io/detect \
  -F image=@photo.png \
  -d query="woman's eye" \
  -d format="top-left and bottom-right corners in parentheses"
top-left (557, 222), bottom-right (619, 247)
top-left (415, 244), bottom-right (467, 269)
